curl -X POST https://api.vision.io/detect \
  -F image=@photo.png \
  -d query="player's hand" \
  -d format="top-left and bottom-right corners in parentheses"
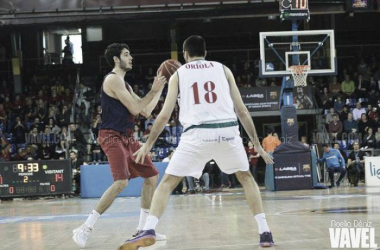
top-left (256, 147), bottom-right (274, 164)
top-left (151, 73), bottom-right (167, 93)
top-left (133, 144), bottom-right (151, 164)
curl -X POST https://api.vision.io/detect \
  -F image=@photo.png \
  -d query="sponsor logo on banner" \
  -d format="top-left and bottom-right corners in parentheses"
top-left (279, 167), bottom-right (297, 171)
top-left (329, 220), bottom-right (377, 248)
top-left (287, 118), bottom-right (295, 126)
top-left (303, 164), bottom-right (311, 172)
top-left (245, 94), bottom-right (264, 99)
top-left (270, 91), bottom-right (277, 99)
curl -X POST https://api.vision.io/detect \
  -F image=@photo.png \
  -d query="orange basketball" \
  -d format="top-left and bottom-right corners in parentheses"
top-left (157, 59), bottom-right (182, 81)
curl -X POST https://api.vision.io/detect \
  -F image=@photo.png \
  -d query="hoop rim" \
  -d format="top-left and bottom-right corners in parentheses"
top-left (289, 65), bottom-right (310, 75)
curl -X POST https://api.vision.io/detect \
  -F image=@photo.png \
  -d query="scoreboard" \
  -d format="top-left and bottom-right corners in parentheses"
top-left (280, 0), bottom-right (310, 21)
top-left (0, 160), bottom-right (71, 198)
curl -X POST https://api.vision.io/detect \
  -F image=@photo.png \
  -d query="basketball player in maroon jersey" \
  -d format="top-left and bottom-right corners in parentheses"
top-left (72, 43), bottom-right (167, 248)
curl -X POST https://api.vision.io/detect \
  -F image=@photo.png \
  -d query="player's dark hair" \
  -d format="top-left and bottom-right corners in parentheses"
top-left (104, 43), bottom-right (130, 68)
top-left (183, 35), bottom-right (206, 58)
top-left (322, 143), bottom-right (329, 148)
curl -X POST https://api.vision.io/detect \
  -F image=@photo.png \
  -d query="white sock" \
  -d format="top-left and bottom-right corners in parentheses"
top-left (137, 208), bottom-right (150, 230)
top-left (254, 213), bottom-right (270, 234)
top-left (85, 210), bottom-right (100, 227)
top-left (143, 215), bottom-right (159, 230)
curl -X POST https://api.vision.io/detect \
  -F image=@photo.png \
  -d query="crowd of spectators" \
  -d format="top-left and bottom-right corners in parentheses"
top-left (1, 51), bottom-right (380, 194)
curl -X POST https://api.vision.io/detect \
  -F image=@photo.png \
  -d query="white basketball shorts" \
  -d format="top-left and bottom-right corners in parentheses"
top-left (165, 125), bottom-right (249, 179)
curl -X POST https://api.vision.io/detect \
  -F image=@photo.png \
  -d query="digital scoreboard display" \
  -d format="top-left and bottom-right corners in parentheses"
top-left (0, 160), bottom-right (71, 198)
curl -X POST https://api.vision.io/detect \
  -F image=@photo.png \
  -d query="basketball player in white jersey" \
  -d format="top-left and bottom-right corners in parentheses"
top-left (119, 35), bottom-right (275, 249)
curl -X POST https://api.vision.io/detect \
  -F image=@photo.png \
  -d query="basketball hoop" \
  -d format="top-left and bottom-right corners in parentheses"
top-left (289, 65), bottom-right (310, 87)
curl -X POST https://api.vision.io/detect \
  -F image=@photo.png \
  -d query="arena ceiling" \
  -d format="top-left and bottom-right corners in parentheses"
top-left (0, 0), bottom-right (345, 25)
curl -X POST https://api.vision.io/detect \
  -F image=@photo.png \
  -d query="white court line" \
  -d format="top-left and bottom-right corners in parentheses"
top-left (157, 237), bottom-right (330, 249)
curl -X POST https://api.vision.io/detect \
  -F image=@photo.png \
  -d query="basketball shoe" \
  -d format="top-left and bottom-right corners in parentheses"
top-left (72, 224), bottom-right (93, 248)
top-left (260, 231), bottom-right (274, 247)
top-left (132, 230), bottom-right (166, 241)
top-left (118, 229), bottom-right (156, 250)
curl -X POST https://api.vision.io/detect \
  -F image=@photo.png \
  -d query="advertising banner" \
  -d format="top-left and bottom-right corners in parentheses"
top-left (365, 157), bottom-right (380, 186)
top-left (240, 86), bottom-right (313, 112)
top-left (273, 150), bottom-right (312, 191)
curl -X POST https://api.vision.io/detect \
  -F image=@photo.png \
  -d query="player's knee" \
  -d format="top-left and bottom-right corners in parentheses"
top-left (235, 171), bottom-right (252, 183)
top-left (145, 175), bottom-right (158, 187)
top-left (114, 179), bottom-right (128, 191)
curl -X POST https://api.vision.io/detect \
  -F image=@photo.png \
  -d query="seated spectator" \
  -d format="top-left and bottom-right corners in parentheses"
top-left (362, 127), bottom-right (376, 148)
top-left (368, 88), bottom-right (379, 106)
top-left (347, 141), bottom-right (365, 186)
top-left (325, 107), bottom-right (336, 126)
top-left (358, 113), bottom-right (373, 136)
top-left (144, 67), bottom-right (155, 82)
top-left (343, 113), bottom-right (358, 136)
top-left (255, 77), bottom-right (267, 87)
top-left (339, 105), bottom-right (349, 122)
top-left (368, 106), bottom-right (379, 120)
top-left (352, 102), bottom-right (366, 121)
top-left (93, 105), bottom-right (102, 119)
top-left (341, 75), bottom-right (356, 99)
top-left (0, 136), bottom-right (11, 161)
top-left (143, 123), bottom-right (153, 141)
top-left (320, 87), bottom-right (333, 111)
top-left (148, 149), bottom-right (157, 162)
top-left (69, 123), bottom-right (87, 158)
top-left (91, 139), bottom-right (104, 163)
top-left (61, 88), bottom-right (73, 105)
top-left (328, 76), bottom-right (341, 97)
top-left (37, 99), bottom-right (47, 121)
top-left (355, 75), bottom-right (369, 98)
top-left (32, 116), bottom-right (45, 132)
top-left (373, 116), bottom-right (380, 134)
top-left (59, 126), bottom-right (69, 154)
top-left (334, 95), bottom-right (345, 113)
top-left (69, 151), bottom-right (84, 195)
top-left (0, 103), bottom-right (6, 124)
top-left (59, 105), bottom-right (71, 127)
top-left (37, 142), bottom-right (54, 160)
top-left (12, 94), bottom-right (24, 115)
top-left (23, 98), bottom-right (37, 123)
top-left (3, 96), bottom-right (14, 115)
top-left (47, 117), bottom-right (61, 134)
top-left (357, 59), bottom-right (369, 81)
top-left (12, 116), bottom-right (26, 144)
top-left (133, 124), bottom-right (143, 142)
top-left (91, 114), bottom-right (101, 139)
top-left (300, 136), bottom-right (309, 148)
top-left (329, 114), bottom-right (343, 140)
top-left (375, 129), bottom-right (380, 149)
top-left (317, 143), bottom-right (346, 188)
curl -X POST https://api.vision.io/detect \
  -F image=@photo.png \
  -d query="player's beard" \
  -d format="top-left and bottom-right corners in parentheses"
top-left (120, 60), bottom-right (132, 72)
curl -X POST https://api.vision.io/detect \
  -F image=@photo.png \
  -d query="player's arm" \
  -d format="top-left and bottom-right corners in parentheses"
top-left (105, 74), bottom-right (166, 116)
top-left (224, 65), bottom-right (273, 164)
top-left (143, 74), bottom-right (178, 150)
top-left (129, 83), bottom-right (163, 118)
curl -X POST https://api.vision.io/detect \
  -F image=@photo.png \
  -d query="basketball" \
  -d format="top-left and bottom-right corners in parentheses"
top-left (157, 59), bottom-right (182, 81)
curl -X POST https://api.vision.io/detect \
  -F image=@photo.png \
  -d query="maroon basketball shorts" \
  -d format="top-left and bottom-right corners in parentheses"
top-left (98, 129), bottom-right (159, 181)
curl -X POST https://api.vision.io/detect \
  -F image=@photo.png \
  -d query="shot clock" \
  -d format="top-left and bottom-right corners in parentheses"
top-left (0, 160), bottom-right (71, 197)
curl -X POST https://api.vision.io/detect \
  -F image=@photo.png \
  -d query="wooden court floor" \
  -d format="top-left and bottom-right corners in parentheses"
top-left (1, 185), bottom-right (380, 250)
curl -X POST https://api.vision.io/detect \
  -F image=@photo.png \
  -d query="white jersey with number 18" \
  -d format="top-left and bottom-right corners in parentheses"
top-left (176, 60), bottom-right (237, 130)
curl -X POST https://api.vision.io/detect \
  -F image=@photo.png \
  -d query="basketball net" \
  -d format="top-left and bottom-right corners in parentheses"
top-left (289, 65), bottom-right (310, 87)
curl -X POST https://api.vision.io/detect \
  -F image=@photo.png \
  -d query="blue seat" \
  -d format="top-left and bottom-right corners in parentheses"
top-left (346, 98), bottom-right (357, 108)
top-left (158, 147), bottom-right (170, 159)
top-left (358, 98), bottom-right (368, 105)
